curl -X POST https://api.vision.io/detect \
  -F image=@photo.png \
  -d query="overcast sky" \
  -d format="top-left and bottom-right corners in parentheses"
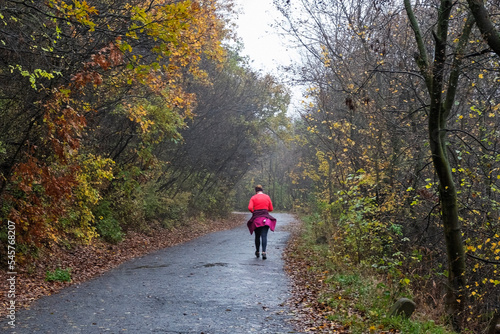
top-left (231, 0), bottom-right (298, 74)
top-left (231, 0), bottom-right (303, 113)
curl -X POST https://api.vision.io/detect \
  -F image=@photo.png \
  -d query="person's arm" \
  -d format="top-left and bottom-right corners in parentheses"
top-left (248, 197), bottom-right (254, 212)
top-left (268, 196), bottom-right (274, 212)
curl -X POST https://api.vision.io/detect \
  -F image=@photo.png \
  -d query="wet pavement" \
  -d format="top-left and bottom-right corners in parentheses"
top-left (2, 212), bottom-right (297, 334)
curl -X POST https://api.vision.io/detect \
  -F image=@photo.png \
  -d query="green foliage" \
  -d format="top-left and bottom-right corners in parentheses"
top-left (306, 170), bottom-right (402, 268)
top-left (0, 140), bottom-right (6, 155)
top-left (95, 216), bottom-right (123, 244)
top-left (144, 188), bottom-right (190, 228)
top-left (380, 317), bottom-right (456, 334)
top-left (189, 189), bottom-right (233, 218)
top-left (93, 200), bottom-right (123, 244)
top-left (45, 267), bottom-right (72, 282)
top-left (296, 215), bottom-right (455, 334)
top-left (8, 65), bottom-right (61, 89)
top-left (94, 172), bottom-right (192, 235)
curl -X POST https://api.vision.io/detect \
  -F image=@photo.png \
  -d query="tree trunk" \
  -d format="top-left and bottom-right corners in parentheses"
top-left (466, 0), bottom-right (500, 57)
top-left (404, 0), bottom-right (469, 330)
top-left (428, 1), bottom-right (467, 328)
top-left (429, 113), bottom-right (466, 330)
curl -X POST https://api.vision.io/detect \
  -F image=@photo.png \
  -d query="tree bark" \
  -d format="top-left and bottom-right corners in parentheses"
top-left (466, 0), bottom-right (500, 57)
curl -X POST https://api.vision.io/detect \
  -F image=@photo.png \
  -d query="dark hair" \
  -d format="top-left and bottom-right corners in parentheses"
top-left (255, 185), bottom-right (263, 192)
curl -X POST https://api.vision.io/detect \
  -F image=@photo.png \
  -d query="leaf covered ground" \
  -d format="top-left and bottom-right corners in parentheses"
top-left (283, 220), bottom-right (351, 333)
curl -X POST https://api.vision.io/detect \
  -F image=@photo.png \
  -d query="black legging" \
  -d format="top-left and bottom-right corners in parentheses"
top-left (254, 226), bottom-right (270, 253)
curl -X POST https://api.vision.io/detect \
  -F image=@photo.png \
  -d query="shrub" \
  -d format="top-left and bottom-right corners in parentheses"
top-left (93, 200), bottom-right (123, 244)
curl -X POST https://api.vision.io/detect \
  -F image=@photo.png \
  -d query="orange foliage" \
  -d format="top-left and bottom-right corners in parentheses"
top-left (4, 0), bottom-right (227, 246)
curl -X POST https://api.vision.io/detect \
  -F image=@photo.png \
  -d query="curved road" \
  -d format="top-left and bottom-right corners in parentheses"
top-left (2, 213), bottom-right (297, 334)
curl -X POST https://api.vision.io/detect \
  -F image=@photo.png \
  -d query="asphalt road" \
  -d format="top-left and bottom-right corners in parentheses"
top-left (2, 212), bottom-right (297, 334)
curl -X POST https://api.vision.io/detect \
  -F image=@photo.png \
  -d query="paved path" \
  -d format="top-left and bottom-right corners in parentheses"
top-left (2, 213), bottom-right (297, 334)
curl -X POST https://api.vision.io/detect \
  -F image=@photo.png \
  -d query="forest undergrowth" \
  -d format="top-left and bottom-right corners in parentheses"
top-left (284, 216), bottom-right (457, 334)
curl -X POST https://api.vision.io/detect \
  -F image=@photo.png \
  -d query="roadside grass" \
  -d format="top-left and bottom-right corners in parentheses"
top-left (45, 267), bottom-right (72, 282)
top-left (291, 216), bottom-right (456, 334)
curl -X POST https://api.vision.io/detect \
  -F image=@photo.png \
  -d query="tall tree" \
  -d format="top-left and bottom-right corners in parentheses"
top-left (404, 0), bottom-right (473, 329)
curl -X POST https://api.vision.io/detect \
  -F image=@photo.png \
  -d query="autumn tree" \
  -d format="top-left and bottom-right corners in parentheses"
top-left (276, 0), bottom-right (500, 331)
top-left (0, 0), bottom-right (227, 245)
top-left (156, 50), bottom-right (290, 216)
top-left (466, 0), bottom-right (500, 57)
top-left (403, 0), bottom-right (474, 328)
top-left (278, 0), bottom-right (424, 261)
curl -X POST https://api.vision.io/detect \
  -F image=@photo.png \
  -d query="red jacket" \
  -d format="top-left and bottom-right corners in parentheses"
top-left (248, 193), bottom-right (273, 212)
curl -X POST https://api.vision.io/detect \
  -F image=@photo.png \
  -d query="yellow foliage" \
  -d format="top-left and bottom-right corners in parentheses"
top-left (70, 154), bottom-right (115, 243)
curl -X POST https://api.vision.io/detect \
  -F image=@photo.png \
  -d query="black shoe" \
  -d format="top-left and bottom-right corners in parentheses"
top-left (255, 251), bottom-right (260, 258)
top-left (262, 252), bottom-right (267, 260)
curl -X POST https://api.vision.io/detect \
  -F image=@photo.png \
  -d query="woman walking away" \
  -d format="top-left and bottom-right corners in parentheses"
top-left (247, 185), bottom-right (276, 260)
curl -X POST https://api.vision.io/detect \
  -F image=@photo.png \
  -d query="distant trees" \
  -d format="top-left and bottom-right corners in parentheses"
top-left (232, 126), bottom-right (295, 211)
top-left (275, 0), bottom-right (500, 331)
top-left (156, 53), bottom-right (290, 216)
